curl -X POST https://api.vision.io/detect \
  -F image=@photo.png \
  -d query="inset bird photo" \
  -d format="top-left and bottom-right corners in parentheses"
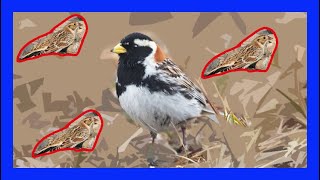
top-left (14, 13), bottom-right (306, 168)
top-left (32, 109), bottom-right (103, 158)
top-left (17, 14), bottom-right (88, 62)
top-left (202, 27), bottom-right (278, 78)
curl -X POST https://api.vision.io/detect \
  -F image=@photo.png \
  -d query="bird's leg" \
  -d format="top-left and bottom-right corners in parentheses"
top-left (147, 131), bottom-right (158, 167)
top-left (181, 124), bottom-right (187, 147)
top-left (150, 131), bottom-right (157, 144)
top-left (176, 122), bottom-right (189, 154)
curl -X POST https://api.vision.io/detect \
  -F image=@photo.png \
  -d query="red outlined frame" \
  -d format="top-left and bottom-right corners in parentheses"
top-left (16, 14), bottom-right (88, 63)
top-left (32, 109), bottom-right (104, 158)
top-left (201, 27), bottom-right (278, 79)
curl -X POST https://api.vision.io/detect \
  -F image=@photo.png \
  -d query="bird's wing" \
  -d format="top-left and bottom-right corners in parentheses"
top-left (157, 58), bottom-right (208, 107)
top-left (217, 45), bottom-right (263, 70)
top-left (243, 47), bottom-right (263, 62)
top-left (45, 30), bottom-right (75, 53)
top-left (204, 49), bottom-right (241, 75)
top-left (235, 47), bottom-right (264, 69)
top-left (157, 58), bottom-right (219, 124)
top-left (60, 126), bottom-right (90, 148)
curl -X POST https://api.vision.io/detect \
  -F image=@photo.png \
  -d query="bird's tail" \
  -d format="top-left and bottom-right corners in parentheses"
top-left (19, 50), bottom-right (43, 60)
top-left (35, 143), bottom-right (60, 155)
top-left (202, 108), bottom-right (220, 124)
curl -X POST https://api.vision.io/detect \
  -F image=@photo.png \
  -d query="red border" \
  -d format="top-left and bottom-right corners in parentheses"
top-left (16, 14), bottom-right (88, 63)
top-left (201, 27), bottom-right (278, 79)
top-left (31, 109), bottom-right (104, 158)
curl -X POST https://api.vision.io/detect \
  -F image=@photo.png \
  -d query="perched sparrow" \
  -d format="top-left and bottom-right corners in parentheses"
top-left (19, 21), bottom-right (83, 60)
top-left (204, 34), bottom-right (274, 76)
top-left (111, 32), bottom-right (219, 148)
top-left (35, 117), bottom-right (99, 155)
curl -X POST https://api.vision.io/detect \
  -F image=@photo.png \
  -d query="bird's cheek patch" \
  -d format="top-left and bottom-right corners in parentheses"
top-left (154, 45), bottom-right (166, 62)
top-left (16, 14), bottom-right (88, 63)
top-left (31, 109), bottom-right (103, 158)
top-left (201, 27), bottom-right (278, 79)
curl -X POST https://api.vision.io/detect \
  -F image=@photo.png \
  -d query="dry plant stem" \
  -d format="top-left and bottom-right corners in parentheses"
top-left (293, 61), bottom-right (307, 119)
top-left (276, 58), bottom-right (306, 124)
top-left (172, 154), bottom-right (200, 167)
top-left (196, 78), bottom-right (219, 114)
top-left (170, 121), bottom-right (186, 151)
top-left (212, 81), bottom-right (230, 117)
top-left (277, 117), bottom-right (285, 134)
top-left (192, 143), bottom-right (222, 156)
top-left (194, 120), bottom-right (214, 139)
top-left (118, 127), bottom-right (144, 153)
top-left (255, 88), bottom-right (273, 115)
top-left (258, 129), bottom-right (305, 147)
top-left (276, 88), bottom-right (306, 120)
top-left (245, 127), bottom-right (262, 152)
top-left (256, 155), bottom-right (291, 168)
top-left (222, 133), bottom-right (240, 167)
top-left (195, 78), bottom-right (208, 96)
top-left (73, 152), bottom-right (86, 168)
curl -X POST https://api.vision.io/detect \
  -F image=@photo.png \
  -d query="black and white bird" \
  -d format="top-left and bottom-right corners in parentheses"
top-left (111, 32), bottom-right (219, 149)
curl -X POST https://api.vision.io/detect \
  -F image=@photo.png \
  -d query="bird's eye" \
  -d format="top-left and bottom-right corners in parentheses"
top-left (134, 44), bottom-right (138, 48)
top-left (123, 42), bottom-right (129, 46)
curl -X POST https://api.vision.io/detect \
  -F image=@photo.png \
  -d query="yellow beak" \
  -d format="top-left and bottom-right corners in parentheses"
top-left (111, 43), bottom-right (127, 54)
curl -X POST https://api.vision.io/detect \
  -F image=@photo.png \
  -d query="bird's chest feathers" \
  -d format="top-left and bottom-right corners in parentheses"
top-left (116, 56), bottom-right (159, 97)
top-left (117, 85), bottom-right (203, 131)
top-left (117, 63), bottom-right (146, 86)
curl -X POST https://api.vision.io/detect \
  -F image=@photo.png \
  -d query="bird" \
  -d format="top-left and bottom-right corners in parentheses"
top-left (35, 116), bottom-right (99, 155)
top-left (19, 21), bottom-right (84, 60)
top-left (111, 32), bottom-right (220, 152)
top-left (204, 34), bottom-right (274, 76)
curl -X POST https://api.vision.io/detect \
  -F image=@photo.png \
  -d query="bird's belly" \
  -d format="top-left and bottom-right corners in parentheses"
top-left (118, 85), bottom-right (202, 132)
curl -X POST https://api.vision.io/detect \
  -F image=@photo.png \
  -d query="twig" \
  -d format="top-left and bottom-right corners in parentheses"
top-left (293, 63), bottom-right (307, 120)
top-left (170, 121), bottom-right (185, 149)
top-left (222, 133), bottom-right (240, 167)
top-left (258, 129), bottom-right (305, 147)
top-left (172, 154), bottom-right (200, 167)
top-left (276, 88), bottom-right (307, 120)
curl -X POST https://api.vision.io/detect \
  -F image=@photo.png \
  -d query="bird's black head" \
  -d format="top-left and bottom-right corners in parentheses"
top-left (121, 32), bottom-right (153, 44)
top-left (111, 32), bottom-right (157, 64)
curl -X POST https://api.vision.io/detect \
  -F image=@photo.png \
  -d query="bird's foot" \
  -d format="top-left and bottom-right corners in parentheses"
top-left (146, 141), bottom-right (159, 167)
top-left (176, 144), bottom-right (192, 154)
top-left (147, 158), bottom-right (160, 167)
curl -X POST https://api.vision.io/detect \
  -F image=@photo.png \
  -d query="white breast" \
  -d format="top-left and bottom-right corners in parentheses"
top-left (118, 85), bottom-right (203, 132)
